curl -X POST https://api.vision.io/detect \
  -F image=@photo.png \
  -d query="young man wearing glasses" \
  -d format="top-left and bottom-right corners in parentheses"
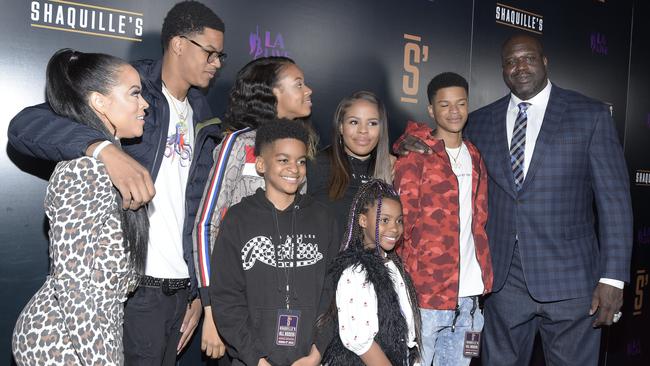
top-left (9, 1), bottom-right (227, 364)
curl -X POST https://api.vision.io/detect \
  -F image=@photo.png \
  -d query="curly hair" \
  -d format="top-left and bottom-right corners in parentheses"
top-left (161, 1), bottom-right (225, 51)
top-left (223, 56), bottom-right (295, 132)
top-left (254, 118), bottom-right (310, 156)
top-left (426, 72), bottom-right (468, 104)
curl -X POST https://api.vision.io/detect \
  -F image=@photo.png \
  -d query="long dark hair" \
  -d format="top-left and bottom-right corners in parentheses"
top-left (340, 179), bottom-right (422, 349)
top-left (222, 56), bottom-right (318, 157)
top-left (327, 91), bottom-right (392, 200)
top-left (45, 48), bottom-right (148, 275)
top-left (222, 56), bottom-right (295, 131)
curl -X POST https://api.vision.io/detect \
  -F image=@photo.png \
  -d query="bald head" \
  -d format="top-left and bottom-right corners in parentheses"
top-left (502, 34), bottom-right (544, 59)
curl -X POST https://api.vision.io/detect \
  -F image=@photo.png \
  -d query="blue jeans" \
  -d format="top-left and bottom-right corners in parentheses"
top-left (420, 297), bottom-right (483, 366)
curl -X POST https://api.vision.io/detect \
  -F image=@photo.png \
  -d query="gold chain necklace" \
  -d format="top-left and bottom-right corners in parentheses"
top-left (162, 84), bottom-right (189, 123)
top-left (446, 143), bottom-right (464, 170)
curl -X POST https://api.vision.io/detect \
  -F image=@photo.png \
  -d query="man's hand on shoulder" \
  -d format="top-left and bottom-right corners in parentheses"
top-left (87, 142), bottom-right (155, 209)
top-left (396, 134), bottom-right (431, 156)
top-left (590, 282), bottom-right (624, 327)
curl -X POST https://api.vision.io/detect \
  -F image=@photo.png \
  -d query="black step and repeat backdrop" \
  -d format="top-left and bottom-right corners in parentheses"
top-left (1, 1), bottom-right (648, 365)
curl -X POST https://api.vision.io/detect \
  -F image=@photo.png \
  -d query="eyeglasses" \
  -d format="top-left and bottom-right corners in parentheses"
top-left (180, 35), bottom-right (227, 64)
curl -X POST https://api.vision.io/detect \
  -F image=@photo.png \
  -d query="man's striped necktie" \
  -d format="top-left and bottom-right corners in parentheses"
top-left (510, 102), bottom-right (530, 191)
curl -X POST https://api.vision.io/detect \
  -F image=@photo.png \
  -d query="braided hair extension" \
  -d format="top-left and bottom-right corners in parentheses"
top-left (374, 195), bottom-right (383, 255)
top-left (337, 179), bottom-right (422, 349)
top-left (341, 179), bottom-right (398, 251)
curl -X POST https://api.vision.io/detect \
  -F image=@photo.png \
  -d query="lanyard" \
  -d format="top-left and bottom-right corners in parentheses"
top-left (272, 208), bottom-right (297, 309)
top-left (451, 296), bottom-right (478, 332)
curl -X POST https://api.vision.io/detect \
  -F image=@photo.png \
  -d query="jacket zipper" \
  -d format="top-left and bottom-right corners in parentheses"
top-left (452, 163), bottom-right (461, 332)
top-left (150, 99), bottom-right (166, 176)
top-left (443, 141), bottom-right (462, 332)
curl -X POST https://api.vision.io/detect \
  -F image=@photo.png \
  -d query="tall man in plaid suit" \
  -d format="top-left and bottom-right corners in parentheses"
top-left (465, 34), bottom-right (632, 365)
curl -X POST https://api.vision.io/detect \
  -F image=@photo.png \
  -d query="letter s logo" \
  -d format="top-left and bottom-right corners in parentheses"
top-left (403, 43), bottom-right (420, 96)
top-left (401, 34), bottom-right (429, 104)
top-left (634, 270), bottom-right (648, 315)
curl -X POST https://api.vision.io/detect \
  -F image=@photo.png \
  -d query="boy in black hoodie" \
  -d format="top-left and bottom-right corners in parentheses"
top-left (209, 119), bottom-right (339, 366)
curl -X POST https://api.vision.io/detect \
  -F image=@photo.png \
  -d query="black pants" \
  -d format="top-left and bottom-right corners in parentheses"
top-left (123, 286), bottom-right (188, 366)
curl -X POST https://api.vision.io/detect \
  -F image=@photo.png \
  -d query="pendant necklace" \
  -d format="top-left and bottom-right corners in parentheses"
top-left (162, 84), bottom-right (189, 133)
top-left (446, 143), bottom-right (464, 170)
top-left (162, 83), bottom-right (193, 164)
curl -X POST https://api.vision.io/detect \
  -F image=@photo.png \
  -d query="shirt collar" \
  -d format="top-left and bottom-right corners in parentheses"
top-left (508, 79), bottom-right (553, 110)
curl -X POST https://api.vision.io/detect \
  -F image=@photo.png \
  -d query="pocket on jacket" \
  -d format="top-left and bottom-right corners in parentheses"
top-left (564, 223), bottom-right (595, 240)
top-left (252, 308), bottom-right (274, 354)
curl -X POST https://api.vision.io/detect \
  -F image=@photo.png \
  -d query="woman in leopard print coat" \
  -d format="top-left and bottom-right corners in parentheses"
top-left (12, 49), bottom-right (149, 365)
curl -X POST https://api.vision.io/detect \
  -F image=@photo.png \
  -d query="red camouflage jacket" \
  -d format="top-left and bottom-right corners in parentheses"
top-left (393, 121), bottom-right (493, 310)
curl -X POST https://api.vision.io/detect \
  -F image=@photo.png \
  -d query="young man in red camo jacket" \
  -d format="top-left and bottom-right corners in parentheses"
top-left (393, 72), bottom-right (493, 366)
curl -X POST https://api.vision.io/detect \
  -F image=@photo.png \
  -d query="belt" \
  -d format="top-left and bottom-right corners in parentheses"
top-left (140, 276), bottom-right (190, 296)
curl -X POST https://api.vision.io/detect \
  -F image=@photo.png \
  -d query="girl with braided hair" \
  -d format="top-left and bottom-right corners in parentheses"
top-left (321, 179), bottom-right (421, 365)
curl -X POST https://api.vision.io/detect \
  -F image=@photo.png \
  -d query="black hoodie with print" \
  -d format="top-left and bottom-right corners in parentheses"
top-left (209, 188), bottom-right (339, 366)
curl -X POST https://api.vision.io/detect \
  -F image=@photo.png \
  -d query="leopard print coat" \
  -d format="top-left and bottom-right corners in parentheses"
top-left (12, 157), bottom-right (133, 365)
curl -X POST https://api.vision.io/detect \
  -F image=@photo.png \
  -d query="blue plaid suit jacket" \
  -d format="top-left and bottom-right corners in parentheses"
top-left (465, 85), bottom-right (632, 302)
